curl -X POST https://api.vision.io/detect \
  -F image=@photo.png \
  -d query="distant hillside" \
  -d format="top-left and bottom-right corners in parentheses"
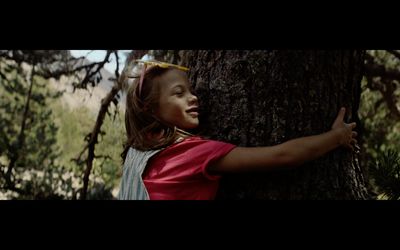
top-left (48, 57), bottom-right (126, 114)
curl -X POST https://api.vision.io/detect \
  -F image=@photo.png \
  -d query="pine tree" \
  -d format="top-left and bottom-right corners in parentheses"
top-left (186, 50), bottom-right (369, 200)
top-left (0, 60), bottom-right (79, 199)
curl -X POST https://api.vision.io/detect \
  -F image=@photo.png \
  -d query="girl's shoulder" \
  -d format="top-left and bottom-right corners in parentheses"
top-left (173, 136), bottom-right (230, 148)
top-left (161, 135), bottom-right (236, 160)
top-left (180, 135), bottom-right (221, 144)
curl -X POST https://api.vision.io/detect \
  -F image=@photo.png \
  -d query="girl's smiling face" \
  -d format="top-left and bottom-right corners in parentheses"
top-left (154, 69), bottom-right (199, 130)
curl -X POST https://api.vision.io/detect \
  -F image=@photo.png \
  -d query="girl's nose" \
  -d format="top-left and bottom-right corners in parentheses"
top-left (189, 94), bottom-right (198, 105)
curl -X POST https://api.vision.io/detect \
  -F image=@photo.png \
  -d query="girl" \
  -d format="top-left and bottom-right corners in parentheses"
top-left (118, 60), bottom-right (358, 200)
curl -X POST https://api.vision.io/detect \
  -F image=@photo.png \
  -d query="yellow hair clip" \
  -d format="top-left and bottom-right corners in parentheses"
top-left (132, 60), bottom-right (190, 99)
top-left (135, 59), bottom-right (189, 71)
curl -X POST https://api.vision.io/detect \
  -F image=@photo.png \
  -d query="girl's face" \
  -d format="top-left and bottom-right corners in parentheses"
top-left (154, 69), bottom-right (199, 129)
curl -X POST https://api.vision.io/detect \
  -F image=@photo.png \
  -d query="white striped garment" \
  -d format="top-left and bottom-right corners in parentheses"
top-left (118, 147), bottom-right (162, 200)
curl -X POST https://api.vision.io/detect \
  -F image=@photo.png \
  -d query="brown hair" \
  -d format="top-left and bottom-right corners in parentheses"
top-left (121, 66), bottom-right (190, 161)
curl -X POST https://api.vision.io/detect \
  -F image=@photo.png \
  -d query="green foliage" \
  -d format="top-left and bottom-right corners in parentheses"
top-left (52, 102), bottom-right (93, 168)
top-left (359, 50), bottom-right (400, 199)
top-left (360, 51), bottom-right (400, 157)
top-left (368, 50), bottom-right (400, 71)
top-left (359, 78), bottom-right (399, 158)
top-left (1, 66), bottom-right (124, 199)
top-left (94, 110), bottom-right (125, 189)
top-left (369, 150), bottom-right (400, 200)
top-left (148, 50), bottom-right (182, 64)
top-left (49, 93), bottom-right (125, 199)
top-left (0, 62), bottom-right (80, 199)
top-left (1, 51), bottom-right (127, 199)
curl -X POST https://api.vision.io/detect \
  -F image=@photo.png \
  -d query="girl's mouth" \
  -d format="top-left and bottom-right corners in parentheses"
top-left (186, 107), bottom-right (199, 117)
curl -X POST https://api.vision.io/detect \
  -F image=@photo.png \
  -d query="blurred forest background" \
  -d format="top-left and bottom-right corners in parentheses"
top-left (0, 50), bottom-right (399, 200)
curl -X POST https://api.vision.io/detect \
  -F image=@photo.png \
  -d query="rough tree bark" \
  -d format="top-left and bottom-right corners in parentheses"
top-left (186, 50), bottom-right (370, 200)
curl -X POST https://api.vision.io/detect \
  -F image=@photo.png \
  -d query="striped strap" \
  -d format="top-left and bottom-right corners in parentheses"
top-left (118, 148), bottom-right (162, 200)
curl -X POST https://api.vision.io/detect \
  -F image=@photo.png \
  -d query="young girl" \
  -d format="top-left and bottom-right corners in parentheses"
top-left (118, 60), bottom-right (358, 200)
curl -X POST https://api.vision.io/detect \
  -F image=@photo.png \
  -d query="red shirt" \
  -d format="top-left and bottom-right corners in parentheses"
top-left (142, 136), bottom-right (236, 200)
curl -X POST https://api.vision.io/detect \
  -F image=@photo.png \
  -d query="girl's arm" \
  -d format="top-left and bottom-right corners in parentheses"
top-left (209, 107), bottom-right (358, 173)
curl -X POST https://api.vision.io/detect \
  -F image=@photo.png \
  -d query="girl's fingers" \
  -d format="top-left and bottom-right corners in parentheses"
top-left (352, 131), bottom-right (358, 137)
top-left (335, 107), bottom-right (346, 123)
top-left (350, 122), bottom-right (357, 129)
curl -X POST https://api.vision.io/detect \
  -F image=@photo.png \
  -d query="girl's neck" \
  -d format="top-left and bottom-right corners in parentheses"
top-left (145, 128), bottom-right (192, 145)
top-left (176, 128), bottom-right (193, 138)
top-left (174, 128), bottom-right (194, 143)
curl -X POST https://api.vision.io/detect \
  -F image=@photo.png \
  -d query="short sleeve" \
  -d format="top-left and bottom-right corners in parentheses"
top-left (145, 137), bottom-right (237, 183)
top-left (195, 140), bottom-right (236, 180)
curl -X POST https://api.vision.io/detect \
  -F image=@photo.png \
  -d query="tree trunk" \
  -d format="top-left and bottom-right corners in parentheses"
top-left (186, 50), bottom-right (370, 200)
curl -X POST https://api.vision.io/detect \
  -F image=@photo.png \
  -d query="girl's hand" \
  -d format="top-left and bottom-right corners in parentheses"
top-left (331, 107), bottom-right (358, 151)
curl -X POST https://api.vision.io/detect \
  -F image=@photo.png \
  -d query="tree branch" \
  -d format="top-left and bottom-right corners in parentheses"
top-left (79, 50), bottom-right (148, 200)
top-left (364, 61), bottom-right (400, 81)
top-left (0, 184), bottom-right (28, 196)
top-left (0, 50), bottom-right (115, 91)
top-left (73, 51), bottom-right (114, 90)
top-left (364, 51), bottom-right (400, 120)
top-left (0, 70), bottom-right (7, 80)
top-left (40, 59), bottom-right (107, 80)
top-left (95, 154), bottom-right (113, 160)
top-left (5, 65), bottom-right (36, 192)
top-left (365, 71), bottom-right (400, 120)
top-left (80, 84), bottom-right (120, 200)
top-left (381, 79), bottom-right (400, 120)
top-left (72, 143), bottom-right (89, 166)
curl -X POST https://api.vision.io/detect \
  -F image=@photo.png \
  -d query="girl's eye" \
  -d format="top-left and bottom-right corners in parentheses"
top-left (172, 86), bottom-right (186, 96)
top-left (174, 88), bottom-right (185, 96)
